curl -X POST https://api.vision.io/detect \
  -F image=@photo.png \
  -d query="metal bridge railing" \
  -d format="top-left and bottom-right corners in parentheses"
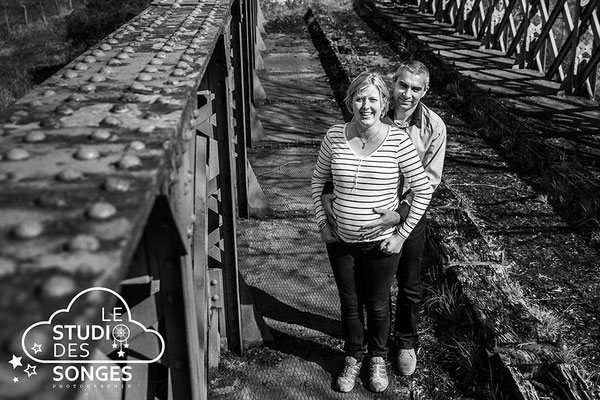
top-left (0, 0), bottom-right (264, 399)
top-left (417, 0), bottom-right (600, 98)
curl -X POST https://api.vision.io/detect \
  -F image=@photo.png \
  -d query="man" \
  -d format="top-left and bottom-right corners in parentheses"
top-left (322, 60), bottom-right (446, 376)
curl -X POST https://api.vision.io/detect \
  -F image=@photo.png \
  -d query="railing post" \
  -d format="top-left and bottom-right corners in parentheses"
top-left (231, 0), bottom-right (250, 219)
top-left (199, 33), bottom-right (243, 356)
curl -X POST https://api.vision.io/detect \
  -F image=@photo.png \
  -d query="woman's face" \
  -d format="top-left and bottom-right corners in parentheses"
top-left (351, 84), bottom-right (384, 129)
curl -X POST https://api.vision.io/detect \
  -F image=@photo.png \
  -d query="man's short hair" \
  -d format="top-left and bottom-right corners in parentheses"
top-left (393, 60), bottom-right (430, 89)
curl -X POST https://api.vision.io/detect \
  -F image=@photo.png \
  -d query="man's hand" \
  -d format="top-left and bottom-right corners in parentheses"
top-left (321, 194), bottom-right (337, 229)
top-left (380, 233), bottom-right (405, 254)
top-left (320, 224), bottom-right (339, 243)
top-left (397, 201), bottom-right (410, 220)
top-left (359, 208), bottom-right (401, 240)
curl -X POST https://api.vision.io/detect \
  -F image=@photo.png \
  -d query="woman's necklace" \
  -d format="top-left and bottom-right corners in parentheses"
top-left (357, 123), bottom-right (384, 149)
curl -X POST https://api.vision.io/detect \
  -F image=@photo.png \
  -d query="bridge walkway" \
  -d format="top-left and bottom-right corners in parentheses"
top-left (209, 1), bottom-right (599, 399)
top-left (208, 10), bottom-right (462, 400)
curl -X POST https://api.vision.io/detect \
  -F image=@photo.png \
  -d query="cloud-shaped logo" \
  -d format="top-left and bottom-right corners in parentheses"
top-left (22, 287), bottom-right (165, 364)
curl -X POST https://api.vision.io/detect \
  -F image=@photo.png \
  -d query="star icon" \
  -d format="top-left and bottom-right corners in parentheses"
top-left (12, 377), bottom-right (19, 383)
top-left (124, 343), bottom-right (129, 348)
top-left (9, 355), bottom-right (22, 369)
top-left (31, 343), bottom-right (42, 354)
top-left (112, 343), bottom-right (118, 349)
top-left (117, 350), bottom-right (125, 358)
top-left (24, 364), bottom-right (37, 378)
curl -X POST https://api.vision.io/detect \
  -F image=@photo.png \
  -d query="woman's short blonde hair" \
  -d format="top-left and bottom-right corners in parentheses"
top-left (344, 71), bottom-right (390, 116)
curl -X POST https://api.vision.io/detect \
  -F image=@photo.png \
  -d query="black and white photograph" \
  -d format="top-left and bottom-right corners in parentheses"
top-left (0, 0), bottom-right (598, 399)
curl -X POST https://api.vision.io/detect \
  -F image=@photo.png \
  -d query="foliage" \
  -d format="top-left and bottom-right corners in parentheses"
top-left (0, 19), bottom-right (72, 109)
top-left (65, 0), bottom-right (152, 48)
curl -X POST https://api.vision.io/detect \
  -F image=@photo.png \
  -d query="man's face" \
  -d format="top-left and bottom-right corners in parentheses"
top-left (393, 69), bottom-right (428, 113)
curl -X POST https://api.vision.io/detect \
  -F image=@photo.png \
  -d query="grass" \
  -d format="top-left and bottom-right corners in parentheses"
top-left (0, 18), bottom-right (76, 109)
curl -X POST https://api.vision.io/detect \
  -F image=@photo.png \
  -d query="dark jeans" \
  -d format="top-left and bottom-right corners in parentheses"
top-left (394, 215), bottom-right (427, 349)
top-left (326, 240), bottom-right (400, 361)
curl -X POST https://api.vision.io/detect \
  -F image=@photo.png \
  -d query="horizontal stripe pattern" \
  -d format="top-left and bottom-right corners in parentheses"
top-left (312, 123), bottom-right (432, 242)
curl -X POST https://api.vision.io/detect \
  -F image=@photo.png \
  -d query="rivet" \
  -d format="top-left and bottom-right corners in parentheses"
top-left (56, 168), bottom-right (83, 181)
top-left (162, 46), bottom-right (173, 52)
top-left (129, 82), bottom-right (147, 92)
top-left (211, 295), bottom-right (219, 302)
top-left (41, 276), bottom-right (77, 299)
top-left (82, 55), bottom-right (97, 63)
top-left (91, 49), bottom-right (106, 58)
top-left (67, 93), bottom-right (85, 102)
top-left (74, 146), bottom-right (100, 160)
top-left (149, 58), bottom-right (163, 65)
top-left (117, 154), bottom-right (142, 169)
top-left (68, 234), bottom-right (100, 252)
top-left (180, 54), bottom-right (193, 63)
top-left (210, 279), bottom-right (217, 286)
top-left (87, 201), bottom-right (117, 220)
top-left (127, 141), bottom-right (146, 151)
top-left (110, 104), bottom-right (130, 114)
top-left (176, 61), bottom-right (190, 70)
top-left (12, 220), bottom-right (43, 239)
top-left (120, 93), bottom-right (139, 103)
top-left (63, 70), bottom-right (78, 79)
top-left (187, 227), bottom-right (193, 238)
top-left (55, 104), bottom-right (74, 115)
top-left (79, 84), bottom-right (97, 93)
top-left (108, 38), bottom-right (118, 45)
top-left (0, 257), bottom-right (17, 277)
top-left (36, 195), bottom-right (66, 208)
top-left (100, 115), bottom-right (122, 127)
top-left (25, 131), bottom-right (46, 142)
top-left (123, 46), bottom-right (135, 53)
top-left (90, 128), bottom-right (111, 140)
top-left (138, 125), bottom-right (155, 133)
top-left (43, 89), bottom-right (56, 97)
top-left (89, 74), bottom-right (106, 83)
top-left (156, 52), bottom-right (167, 59)
top-left (5, 148), bottom-right (30, 161)
top-left (137, 73), bottom-right (152, 82)
top-left (115, 52), bottom-right (130, 60)
top-left (99, 43), bottom-right (112, 51)
top-left (171, 69), bottom-right (186, 77)
top-left (143, 66), bottom-right (158, 73)
top-left (74, 62), bottom-right (89, 71)
top-left (99, 66), bottom-right (113, 75)
top-left (108, 59), bottom-right (123, 66)
top-left (103, 177), bottom-right (131, 192)
top-left (40, 117), bottom-right (61, 128)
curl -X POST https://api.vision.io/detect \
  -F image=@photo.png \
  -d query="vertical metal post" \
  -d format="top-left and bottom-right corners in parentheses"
top-left (568, 0), bottom-right (581, 95)
top-left (144, 196), bottom-right (195, 400)
top-left (231, 0), bottom-right (250, 218)
top-left (202, 34), bottom-right (243, 356)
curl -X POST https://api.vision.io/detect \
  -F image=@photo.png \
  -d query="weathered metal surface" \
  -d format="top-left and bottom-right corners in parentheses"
top-left (0, 0), bottom-right (239, 398)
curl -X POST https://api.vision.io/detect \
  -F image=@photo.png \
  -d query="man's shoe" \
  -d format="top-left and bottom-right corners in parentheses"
top-left (336, 356), bottom-right (362, 393)
top-left (369, 357), bottom-right (388, 392)
top-left (398, 348), bottom-right (416, 376)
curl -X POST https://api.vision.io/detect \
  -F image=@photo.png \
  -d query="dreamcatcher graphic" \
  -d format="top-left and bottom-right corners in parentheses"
top-left (111, 324), bottom-right (131, 357)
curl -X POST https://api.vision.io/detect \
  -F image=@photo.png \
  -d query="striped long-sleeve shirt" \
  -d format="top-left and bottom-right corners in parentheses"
top-left (311, 123), bottom-right (432, 243)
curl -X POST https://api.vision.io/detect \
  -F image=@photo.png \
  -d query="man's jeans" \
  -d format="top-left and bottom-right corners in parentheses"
top-left (327, 240), bottom-right (400, 360)
top-left (394, 216), bottom-right (427, 349)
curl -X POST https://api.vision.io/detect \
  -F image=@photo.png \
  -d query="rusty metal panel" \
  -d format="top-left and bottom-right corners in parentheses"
top-left (0, 1), bottom-right (236, 399)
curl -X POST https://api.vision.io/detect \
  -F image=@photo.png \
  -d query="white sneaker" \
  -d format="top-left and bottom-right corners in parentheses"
top-left (336, 356), bottom-right (362, 392)
top-left (398, 348), bottom-right (416, 376)
top-left (369, 357), bottom-right (388, 392)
